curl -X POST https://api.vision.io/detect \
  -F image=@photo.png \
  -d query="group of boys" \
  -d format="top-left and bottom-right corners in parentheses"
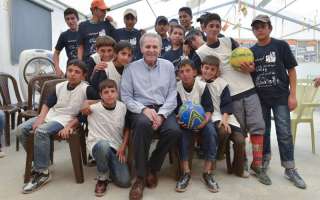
top-left (12, 0), bottom-right (308, 199)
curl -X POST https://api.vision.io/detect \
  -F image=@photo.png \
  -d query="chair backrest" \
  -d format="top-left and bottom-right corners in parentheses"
top-left (0, 73), bottom-right (23, 105)
top-left (26, 75), bottom-right (59, 110)
top-left (294, 80), bottom-right (320, 119)
top-left (37, 79), bottom-right (66, 114)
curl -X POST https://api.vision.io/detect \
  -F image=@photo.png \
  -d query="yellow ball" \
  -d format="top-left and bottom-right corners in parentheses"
top-left (229, 47), bottom-right (254, 71)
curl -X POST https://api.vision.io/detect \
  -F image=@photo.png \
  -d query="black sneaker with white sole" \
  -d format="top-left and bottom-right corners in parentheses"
top-left (202, 173), bottom-right (219, 193)
top-left (175, 172), bottom-right (191, 192)
top-left (22, 171), bottom-right (51, 194)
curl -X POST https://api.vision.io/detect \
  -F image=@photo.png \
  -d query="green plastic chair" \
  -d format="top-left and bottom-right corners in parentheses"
top-left (291, 79), bottom-right (320, 154)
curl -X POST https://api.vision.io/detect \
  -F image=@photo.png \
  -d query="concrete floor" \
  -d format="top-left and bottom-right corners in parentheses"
top-left (1, 114), bottom-right (320, 200)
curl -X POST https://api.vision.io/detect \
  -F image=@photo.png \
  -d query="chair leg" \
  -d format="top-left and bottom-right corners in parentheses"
top-left (68, 133), bottom-right (84, 183)
top-left (50, 137), bottom-right (54, 164)
top-left (311, 121), bottom-right (315, 154)
top-left (16, 135), bottom-right (20, 151)
top-left (79, 128), bottom-right (87, 165)
top-left (4, 112), bottom-right (10, 146)
top-left (11, 112), bottom-right (16, 130)
top-left (24, 132), bottom-right (34, 183)
top-left (226, 138), bottom-right (233, 174)
top-left (291, 121), bottom-right (298, 145)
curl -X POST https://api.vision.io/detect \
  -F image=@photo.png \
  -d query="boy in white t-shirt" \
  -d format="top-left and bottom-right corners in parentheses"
top-left (200, 55), bottom-right (248, 178)
top-left (90, 41), bottom-right (133, 92)
top-left (86, 79), bottom-right (131, 197)
top-left (192, 13), bottom-right (270, 185)
top-left (15, 59), bottom-right (99, 194)
top-left (175, 59), bottom-right (219, 193)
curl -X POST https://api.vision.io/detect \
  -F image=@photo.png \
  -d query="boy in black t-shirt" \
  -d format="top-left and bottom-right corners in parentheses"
top-left (77, 0), bottom-right (116, 63)
top-left (249, 15), bottom-right (306, 189)
top-left (53, 8), bottom-right (80, 77)
top-left (155, 16), bottom-right (171, 56)
top-left (114, 8), bottom-right (143, 61)
top-left (162, 24), bottom-right (185, 73)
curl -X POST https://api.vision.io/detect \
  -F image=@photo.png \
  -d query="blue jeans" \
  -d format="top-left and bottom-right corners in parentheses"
top-left (0, 111), bottom-right (4, 148)
top-left (15, 117), bottom-right (64, 172)
top-left (261, 103), bottom-right (295, 168)
top-left (92, 140), bottom-right (131, 188)
top-left (179, 122), bottom-right (218, 161)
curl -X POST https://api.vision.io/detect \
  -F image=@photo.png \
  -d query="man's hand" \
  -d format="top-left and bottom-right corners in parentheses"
top-left (314, 77), bottom-right (320, 88)
top-left (142, 107), bottom-right (158, 123)
top-left (32, 118), bottom-right (44, 131)
top-left (58, 127), bottom-right (74, 139)
top-left (152, 115), bottom-right (164, 130)
top-left (288, 93), bottom-right (297, 111)
top-left (94, 62), bottom-right (108, 71)
top-left (239, 62), bottom-right (255, 73)
top-left (117, 145), bottom-right (127, 163)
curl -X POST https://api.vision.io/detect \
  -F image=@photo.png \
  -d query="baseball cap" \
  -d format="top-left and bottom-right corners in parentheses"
top-left (91, 0), bottom-right (110, 11)
top-left (251, 14), bottom-right (271, 26)
top-left (155, 16), bottom-right (169, 26)
top-left (124, 8), bottom-right (137, 18)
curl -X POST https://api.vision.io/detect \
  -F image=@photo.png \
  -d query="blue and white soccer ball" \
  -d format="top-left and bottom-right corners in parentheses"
top-left (178, 101), bottom-right (205, 130)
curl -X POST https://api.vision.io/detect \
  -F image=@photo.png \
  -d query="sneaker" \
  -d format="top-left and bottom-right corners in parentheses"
top-left (175, 172), bottom-right (191, 192)
top-left (0, 150), bottom-right (5, 158)
top-left (201, 173), bottom-right (219, 193)
top-left (95, 180), bottom-right (109, 197)
top-left (88, 155), bottom-right (96, 167)
top-left (250, 165), bottom-right (272, 185)
top-left (285, 168), bottom-right (306, 189)
top-left (22, 171), bottom-right (51, 194)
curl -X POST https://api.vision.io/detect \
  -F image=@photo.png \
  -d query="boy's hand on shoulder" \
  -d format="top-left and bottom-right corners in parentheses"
top-left (117, 145), bottom-right (127, 163)
top-left (81, 102), bottom-right (92, 115)
top-left (58, 127), bottom-right (74, 139)
top-left (288, 94), bottom-right (297, 111)
top-left (239, 62), bottom-right (255, 73)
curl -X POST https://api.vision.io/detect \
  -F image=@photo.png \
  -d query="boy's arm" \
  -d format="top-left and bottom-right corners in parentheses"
top-left (58, 117), bottom-right (80, 139)
top-left (77, 44), bottom-right (84, 60)
top-left (288, 68), bottom-right (297, 111)
top-left (117, 128), bottom-right (130, 163)
top-left (32, 104), bottom-right (50, 131)
top-left (53, 50), bottom-right (64, 77)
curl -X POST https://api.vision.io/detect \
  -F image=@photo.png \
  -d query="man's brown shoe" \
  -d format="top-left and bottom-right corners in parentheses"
top-left (95, 180), bottom-right (108, 197)
top-left (129, 179), bottom-right (144, 200)
top-left (146, 172), bottom-right (158, 188)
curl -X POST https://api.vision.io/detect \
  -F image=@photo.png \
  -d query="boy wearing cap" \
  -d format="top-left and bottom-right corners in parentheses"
top-left (53, 8), bottom-right (80, 77)
top-left (192, 13), bottom-right (271, 186)
top-left (78, 0), bottom-right (116, 63)
top-left (178, 7), bottom-right (194, 34)
top-left (114, 8), bottom-right (143, 61)
top-left (248, 14), bottom-right (306, 189)
top-left (155, 16), bottom-right (171, 56)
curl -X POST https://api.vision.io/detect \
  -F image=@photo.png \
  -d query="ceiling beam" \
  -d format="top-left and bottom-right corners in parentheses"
top-left (239, 0), bottom-right (320, 31)
top-left (144, 0), bottom-right (237, 30)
